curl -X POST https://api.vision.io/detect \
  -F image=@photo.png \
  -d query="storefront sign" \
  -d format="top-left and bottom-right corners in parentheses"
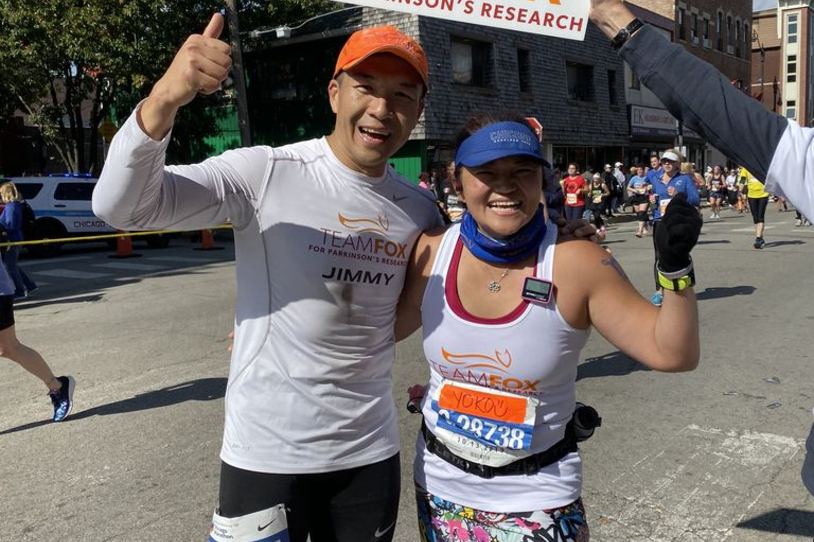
top-left (630, 105), bottom-right (700, 139)
top-left (334, 0), bottom-right (589, 40)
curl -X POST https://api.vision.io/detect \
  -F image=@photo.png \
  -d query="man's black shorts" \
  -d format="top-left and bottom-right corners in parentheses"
top-left (218, 453), bottom-right (401, 542)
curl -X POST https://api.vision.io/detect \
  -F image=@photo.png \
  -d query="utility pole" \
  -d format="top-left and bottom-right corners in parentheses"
top-left (224, 1), bottom-right (252, 147)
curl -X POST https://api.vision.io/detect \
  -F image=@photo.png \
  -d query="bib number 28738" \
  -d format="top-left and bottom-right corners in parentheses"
top-left (431, 381), bottom-right (537, 452)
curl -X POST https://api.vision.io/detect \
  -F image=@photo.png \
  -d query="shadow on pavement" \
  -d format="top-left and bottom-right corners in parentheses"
top-left (696, 239), bottom-right (731, 245)
top-left (764, 240), bottom-right (805, 248)
top-left (13, 293), bottom-right (104, 311)
top-left (696, 285), bottom-right (756, 301)
top-left (577, 351), bottom-right (650, 380)
top-left (0, 377), bottom-right (226, 436)
top-left (735, 508), bottom-right (814, 537)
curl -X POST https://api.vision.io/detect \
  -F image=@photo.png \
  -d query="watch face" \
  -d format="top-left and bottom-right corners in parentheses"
top-left (613, 19), bottom-right (642, 48)
top-left (613, 28), bottom-right (630, 48)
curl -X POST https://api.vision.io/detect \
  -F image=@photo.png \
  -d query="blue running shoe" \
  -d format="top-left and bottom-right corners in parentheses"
top-left (49, 375), bottom-right (75, 422)
top-left (650, 291), bottom-right (663, 306)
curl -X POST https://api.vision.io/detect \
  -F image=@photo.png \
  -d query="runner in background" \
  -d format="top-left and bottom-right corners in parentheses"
top-left (0, 261), bottom-right (74, 422)
top-left (707, 165), bottom-right (725, 220)
top-left (626, 163), bottom-right (651, 237)
top-left (588, 172), bottom-right (610, 233)
top-left (648, 149), bottom-right (700, 307)
top-left (742, 167), bottom-right (770, 249)
top-left (563, 163), bottom-right (588, 221)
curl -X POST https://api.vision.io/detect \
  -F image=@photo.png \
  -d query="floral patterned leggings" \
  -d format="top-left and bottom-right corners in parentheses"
top-left (416, 488), bottom-right (589, 542)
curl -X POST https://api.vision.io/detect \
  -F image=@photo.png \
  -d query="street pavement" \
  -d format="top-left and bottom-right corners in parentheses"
top-left (0, 209), bottom-right (813, 541)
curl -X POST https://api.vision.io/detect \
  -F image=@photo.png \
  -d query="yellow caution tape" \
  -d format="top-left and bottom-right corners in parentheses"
top-left (0, 224), bottom-right (233, 248)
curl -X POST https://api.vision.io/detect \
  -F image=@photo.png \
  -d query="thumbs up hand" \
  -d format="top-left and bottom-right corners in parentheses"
top-left (139, 13), bottom-right (232, 140)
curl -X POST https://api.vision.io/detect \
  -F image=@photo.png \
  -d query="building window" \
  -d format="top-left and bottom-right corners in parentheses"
top-left (691, 13), bottom-right (698, 43)
top-left (788, 14), bottom-right (798, 44)
top-left (517, 49), bottom-right (531, 93)
top-left (566, 61), bottom-right (594, 102)
top-left (703, 18), bottom-right (710, 48)
top-left (744, 23), bottom-right (750, 59)
top-left (787, 100), bottom-right (796, 119)
top-left (607, 69), bottom-right (618, 105)
top-left (451, 37), bottom-right (493, 87)
top-left (716, 12), bottom-right (724, 51)
top-left (678, 9), bottom-right (686, 40)
top-left (629, 69), bottom-right (641, 90)
top-left (735, 20), bottom-right (741, 57)
top-left (788, 54), bottom-right (797, 83)
top-left (727, 16), bottom-right (732, 46)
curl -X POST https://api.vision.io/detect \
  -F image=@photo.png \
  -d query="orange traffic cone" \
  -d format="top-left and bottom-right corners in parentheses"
top-left (109, 232), bottom-right (142, 259)
top-left (194, 229), bottom-right (224, 251)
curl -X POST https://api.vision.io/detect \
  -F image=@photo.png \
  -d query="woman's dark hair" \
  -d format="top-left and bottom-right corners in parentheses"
top-left (453, 111), bottom-right (534, 153)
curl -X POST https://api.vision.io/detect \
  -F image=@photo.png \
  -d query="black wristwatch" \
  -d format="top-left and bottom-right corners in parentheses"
top-left (611, 18), bottom-right (644, 50)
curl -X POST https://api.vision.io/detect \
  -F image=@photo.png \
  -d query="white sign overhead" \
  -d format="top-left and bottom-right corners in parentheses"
top-left (630, 105), bottom-right (700, 139)
top-left (334, 0), bottom-right (590, 40)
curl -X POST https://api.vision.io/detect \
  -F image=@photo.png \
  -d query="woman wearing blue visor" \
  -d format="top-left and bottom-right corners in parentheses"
top-left (396, 113), bottom-right (702, 542)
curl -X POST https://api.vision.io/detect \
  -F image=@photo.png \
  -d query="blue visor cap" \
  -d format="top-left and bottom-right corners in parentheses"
top-left (455, 121), bottom-right (548, 168)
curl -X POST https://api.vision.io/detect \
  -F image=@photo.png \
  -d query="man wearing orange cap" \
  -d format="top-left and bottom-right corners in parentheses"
top-left (94, 14), bottom-right (441, 542)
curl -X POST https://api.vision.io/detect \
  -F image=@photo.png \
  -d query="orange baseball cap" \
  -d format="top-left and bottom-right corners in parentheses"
top-left (334, 26), bottom-right (429, 88)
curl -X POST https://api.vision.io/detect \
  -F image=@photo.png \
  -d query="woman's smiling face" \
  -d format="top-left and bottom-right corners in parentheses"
top-left (458, 156), bottom-right (543, 239)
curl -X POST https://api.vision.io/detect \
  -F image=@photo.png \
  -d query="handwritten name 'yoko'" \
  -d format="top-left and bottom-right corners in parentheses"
top-left (439, 387), bottom-right (527, 423)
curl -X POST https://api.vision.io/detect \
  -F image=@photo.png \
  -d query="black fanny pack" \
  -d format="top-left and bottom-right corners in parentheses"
top-left (421, 403), bottom-right (601, 479)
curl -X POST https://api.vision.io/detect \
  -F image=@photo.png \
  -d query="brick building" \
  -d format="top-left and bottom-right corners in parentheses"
top-left (630, 0), bottom-right (752, 82)
top-left (245, 6), bottom-right (631, 179)
top-left (753, 1), bottom-right (814, 127)
top-left (752, 8), bottom-right (783, 114)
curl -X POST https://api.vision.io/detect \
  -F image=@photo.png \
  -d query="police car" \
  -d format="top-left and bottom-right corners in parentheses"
top-left (1, 174), bottom-right (170, 256)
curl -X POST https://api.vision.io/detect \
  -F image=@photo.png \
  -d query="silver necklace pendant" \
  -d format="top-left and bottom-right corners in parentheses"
top-left (487, 269), bottom-right (509, 293)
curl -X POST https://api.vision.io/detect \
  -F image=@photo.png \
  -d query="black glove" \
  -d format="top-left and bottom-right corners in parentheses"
top-left (655, 194), bottom-right (702, 273)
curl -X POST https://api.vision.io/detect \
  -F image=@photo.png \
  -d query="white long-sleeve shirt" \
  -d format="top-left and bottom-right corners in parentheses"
top-left (94, 109), bottom-right (442, 473)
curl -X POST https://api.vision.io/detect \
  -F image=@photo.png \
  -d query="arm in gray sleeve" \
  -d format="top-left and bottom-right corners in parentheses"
top-left (620, 25), bottom-right (787, 181)
top-left (93, 106), bottom-right (266, 231)
top-left (620, 25), bottom-right (814, 219)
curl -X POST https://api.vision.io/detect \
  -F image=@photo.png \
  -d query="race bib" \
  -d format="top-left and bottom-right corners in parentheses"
top-left (659, 197), bottom-right (672, 217)
top-left (592, 195), bottom-right (602, 204)
top-left (430, 380), bottom-right (538, 468)
top-left (566, 193), bottom-right (578, 205)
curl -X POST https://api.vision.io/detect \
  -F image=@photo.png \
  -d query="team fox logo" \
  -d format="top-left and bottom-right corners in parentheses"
top-left (441, 347), bottom-right (513, 373)
top-left (338, 213), bottom-right (390, 234)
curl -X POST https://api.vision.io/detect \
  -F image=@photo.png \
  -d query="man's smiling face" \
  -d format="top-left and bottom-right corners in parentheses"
top-left (327, 54), bottom-right (424, 177)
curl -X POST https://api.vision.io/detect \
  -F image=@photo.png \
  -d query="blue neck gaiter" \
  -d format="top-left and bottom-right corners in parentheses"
top-left (459, 205), bottom-right (547, 264)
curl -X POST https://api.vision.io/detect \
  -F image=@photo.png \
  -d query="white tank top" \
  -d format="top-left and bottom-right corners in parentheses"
top-left (414, 223), bottom-right (591, 512)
